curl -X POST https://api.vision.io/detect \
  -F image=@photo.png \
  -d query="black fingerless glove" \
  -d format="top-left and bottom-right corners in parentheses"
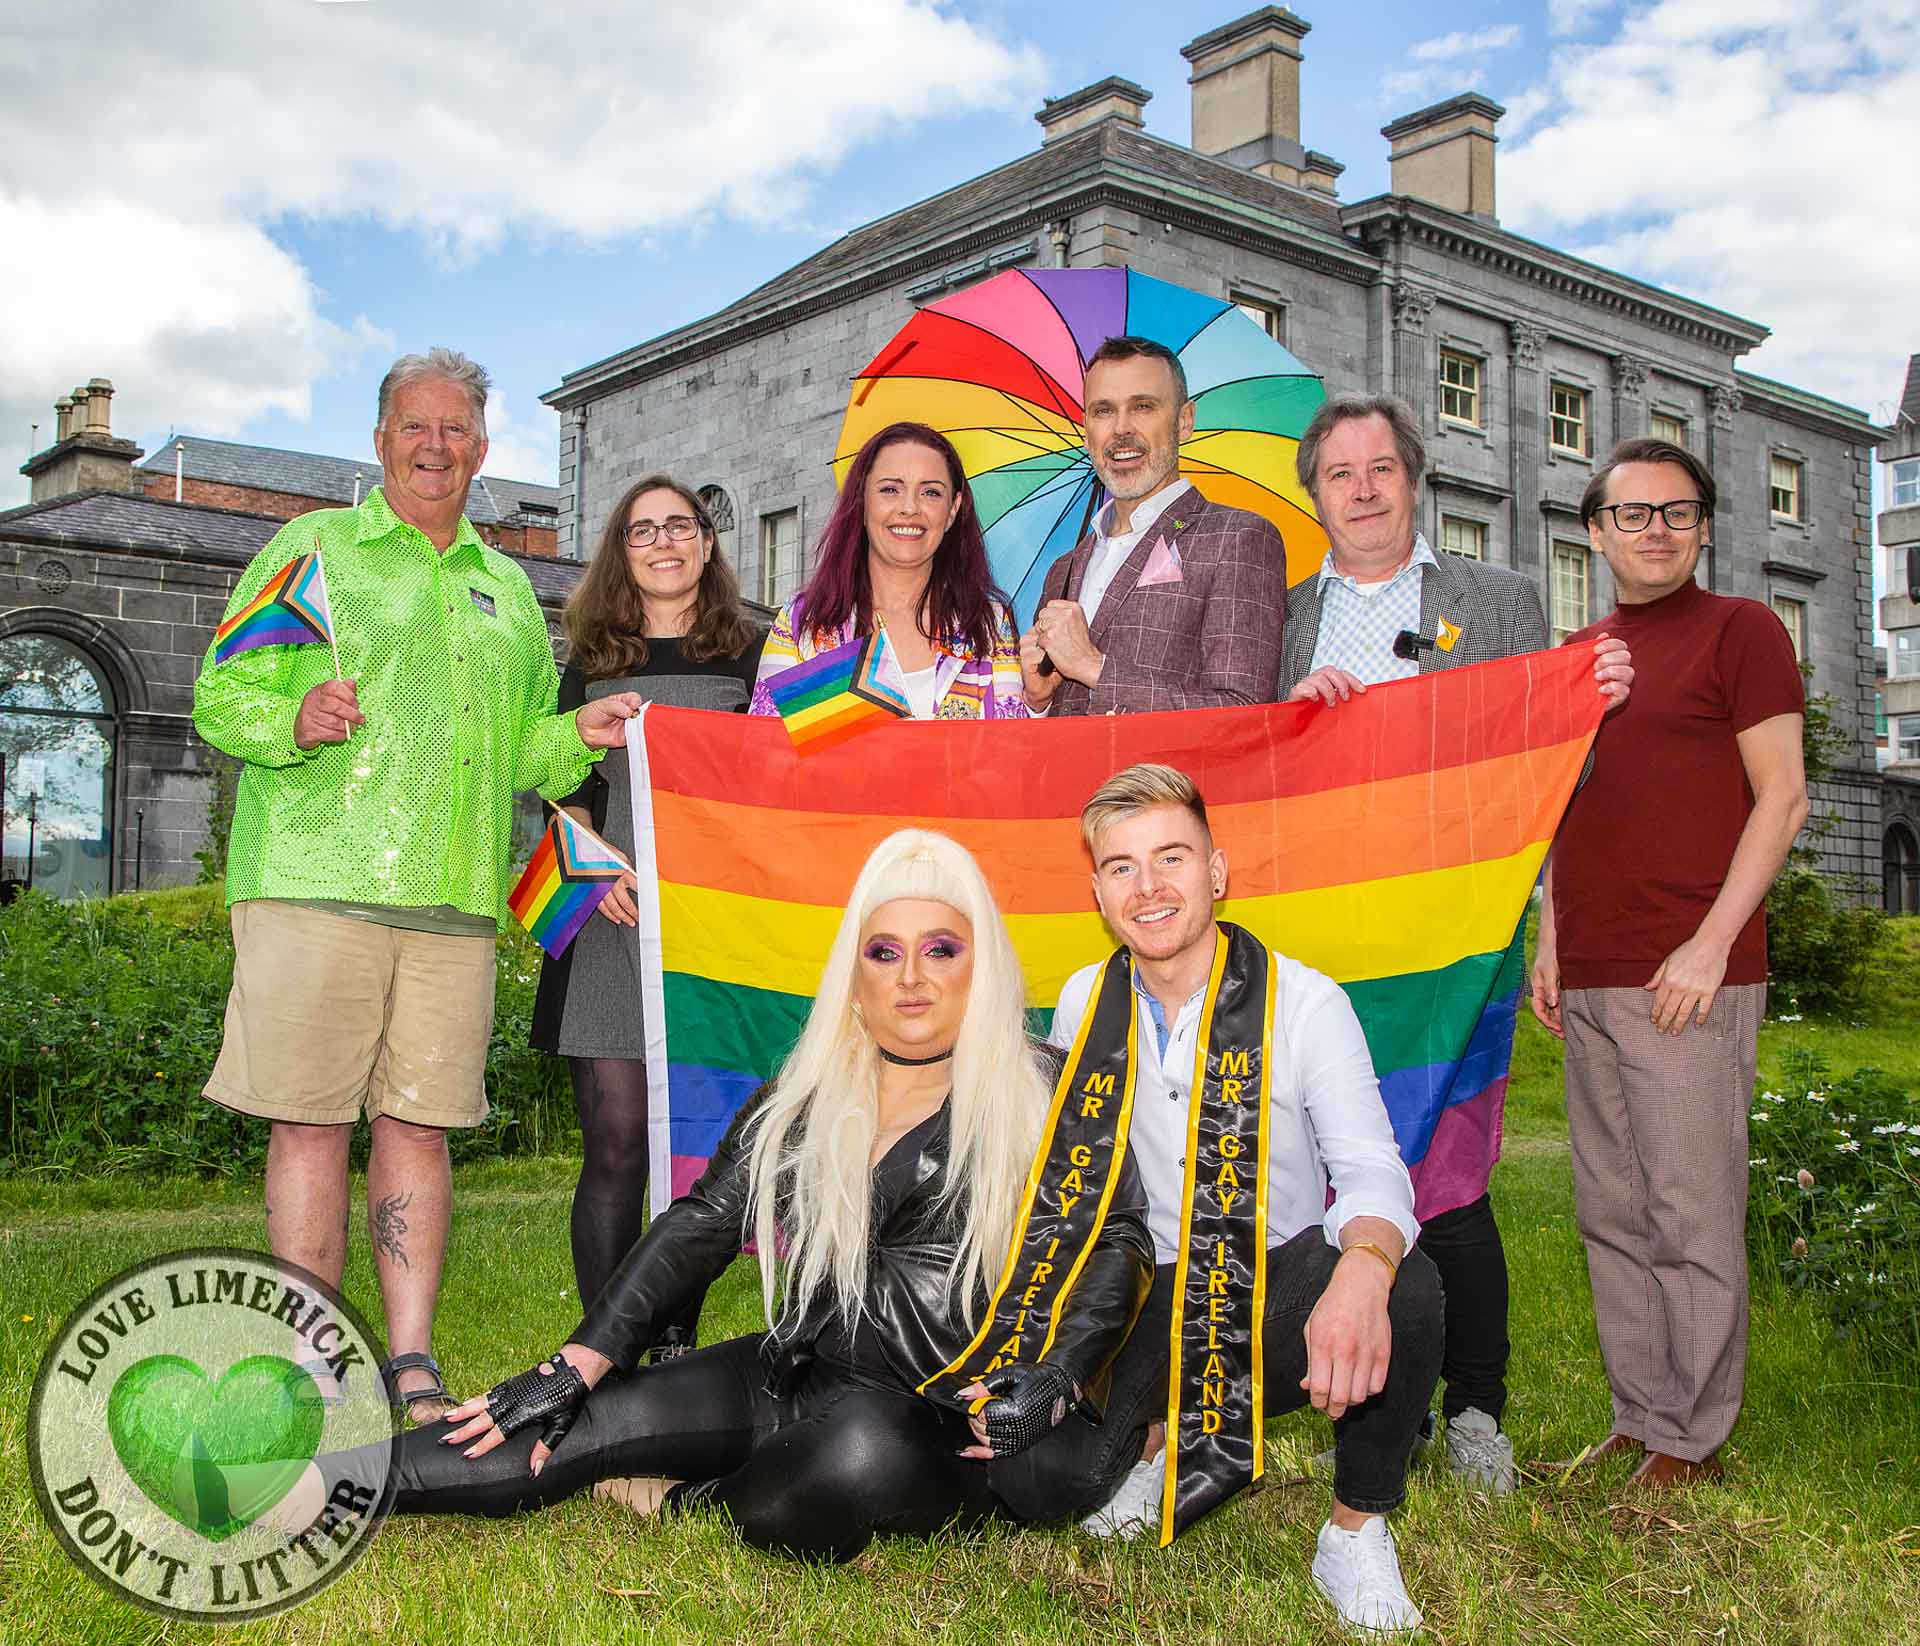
top-left (484, 1353), bottom-right (589, 1455)
top-left (976, 1362), bottom-right (1080, 1458)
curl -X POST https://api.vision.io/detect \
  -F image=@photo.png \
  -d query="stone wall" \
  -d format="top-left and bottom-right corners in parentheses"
top-left (1, 539), bottom-right (241, 890)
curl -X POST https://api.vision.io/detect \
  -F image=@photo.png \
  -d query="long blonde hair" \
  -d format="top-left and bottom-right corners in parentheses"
top-left (744, 830), bottom-right (1048, 1331)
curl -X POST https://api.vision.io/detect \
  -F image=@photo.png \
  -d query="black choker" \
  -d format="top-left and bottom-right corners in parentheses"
top-left (878, 1046), bottom-right (954, 1067)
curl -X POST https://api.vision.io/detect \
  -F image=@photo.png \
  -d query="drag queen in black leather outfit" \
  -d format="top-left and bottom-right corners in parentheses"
top-left (295, 830), bottom-right (1152, 1562)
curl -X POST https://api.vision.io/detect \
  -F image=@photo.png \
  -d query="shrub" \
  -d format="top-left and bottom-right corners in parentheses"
top-left (1765, 866), bottom-right (1887, 1016)
top-left (1, 887), bottom-right (576, 1179)
top-left (1747, 1048), bottom-right (1920, 1371)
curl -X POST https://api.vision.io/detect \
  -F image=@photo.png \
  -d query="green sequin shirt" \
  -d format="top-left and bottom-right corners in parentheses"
top-left (193, 487), bottom-right (599, 922)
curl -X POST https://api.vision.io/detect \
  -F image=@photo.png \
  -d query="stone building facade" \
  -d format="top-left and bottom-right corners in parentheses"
top-left (544, 5), bottom-right (1885, 893)
top-left (1875, 354), bottom-right (1920, 912)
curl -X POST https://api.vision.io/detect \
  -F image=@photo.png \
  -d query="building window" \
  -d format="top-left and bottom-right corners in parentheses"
top-left (1769, 455), bottom-right (1804, 520)
top-left (1439, 516), bottom-right (1486, 559)
top-left (1233, 297), bottom-right (1286, 343)
top-left (1651, 412), bottom-right (1688, 447)
top-left (1902, 716), bottom-right (1920, 764)
top-left (759, 508), bottom-right (802, 605)
top-left (1549, 383), bottom-right (1590, 457)
top-left (1891, 631), bottom-right (1920, 678)
top-left (1892, 457), bottom-right (1920, 509)
top-left (1439, 351), bottom-right (1481, 426)
top-left (1551, 541), bottom-right (1590, 644)
top-left (1, 632), bottom-right (118, 900)
top-left (698, 485), bottom-right (737, 567)
top-left (1771, 594), bottom-right (1807, 662)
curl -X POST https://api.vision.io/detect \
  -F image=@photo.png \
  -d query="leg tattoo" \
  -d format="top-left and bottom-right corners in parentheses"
top-left (372, 1191), bottom-right (414, 1270)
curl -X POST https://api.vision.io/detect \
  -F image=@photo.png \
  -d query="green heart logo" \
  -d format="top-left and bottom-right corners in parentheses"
top-left (107, 1355), bottom-right (324, 1541)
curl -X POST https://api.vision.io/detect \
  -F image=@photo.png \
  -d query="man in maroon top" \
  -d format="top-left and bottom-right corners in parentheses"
top-left (1530, 436), bottom-right (1808, 1490)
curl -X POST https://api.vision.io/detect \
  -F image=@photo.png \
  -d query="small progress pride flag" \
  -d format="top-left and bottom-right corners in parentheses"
top-left (626, 645), bottom-right (1607, 1218)
top-left (212, 551), bottom-right (336, 665)
top-left (766, 631), bottom-right (911, 752)
top-left (508, 809), bottom-right (630, 958)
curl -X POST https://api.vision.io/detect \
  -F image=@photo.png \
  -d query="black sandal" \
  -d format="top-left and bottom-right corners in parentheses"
top-left (381, 1352), bottom-right (455, 1423)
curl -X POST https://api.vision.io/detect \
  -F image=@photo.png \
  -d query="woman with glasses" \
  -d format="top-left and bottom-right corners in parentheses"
top-left (750, 422), bottom-right (1027, 720)
top-left (531, 475), bottom-right (765, 1353)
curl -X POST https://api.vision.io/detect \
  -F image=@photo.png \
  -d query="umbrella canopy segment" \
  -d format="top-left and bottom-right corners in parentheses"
top-left (836, 267), bottom-right (1329, 624)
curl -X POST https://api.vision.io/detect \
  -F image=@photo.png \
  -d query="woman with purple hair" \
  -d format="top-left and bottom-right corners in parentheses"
top-left (749, 422), bottom-right (1027, 720)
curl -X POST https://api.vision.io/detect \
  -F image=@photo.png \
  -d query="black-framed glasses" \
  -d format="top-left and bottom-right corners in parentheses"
top-left (1593, 500), bottom-right (1707, 532)
top-left (625, 516), bottom-right (703, 548)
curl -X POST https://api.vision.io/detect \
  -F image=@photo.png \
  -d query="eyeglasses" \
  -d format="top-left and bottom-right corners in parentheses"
top-left (624, 516), bottom-right (703, 548)
top-left (1593, 500), bottom-right (1708, 532)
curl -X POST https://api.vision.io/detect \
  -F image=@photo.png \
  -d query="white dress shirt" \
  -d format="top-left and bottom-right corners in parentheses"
top-left (1078, 478), bottom-right (1193, 623)
top-left (1049, 944), bottom-right (1419, 1266)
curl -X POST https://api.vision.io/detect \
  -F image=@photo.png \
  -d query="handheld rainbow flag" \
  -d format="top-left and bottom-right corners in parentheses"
top-left (625, 645), bottom-right (1607, 1216)
top-left (213, 547), bottom-right (339, 669)
top-left (765, 631), bottom-right (911, 751)
top-left (507, 808), bottom-right (631, 958)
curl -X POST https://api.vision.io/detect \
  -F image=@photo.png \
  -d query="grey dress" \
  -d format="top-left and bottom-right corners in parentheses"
top-left (529, 636), bottom-right (763, 1057)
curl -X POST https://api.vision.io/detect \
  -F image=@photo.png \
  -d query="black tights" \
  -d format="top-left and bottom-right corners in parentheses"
top-left (345, 1335), bottom-right (1001, 1563)
top-left (568, 1057), bottom-right (701, 1346)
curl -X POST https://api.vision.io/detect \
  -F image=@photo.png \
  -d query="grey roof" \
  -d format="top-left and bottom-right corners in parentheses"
top-left (137, 435), bottom-right (559, 528)
top-left (1903, 355), bottom-right (1920, 426)
top-left (550, 118), bottom-right (1356, 403)
top-left (0, 490), bottom-right (583, 607)
top-left (717, 119), bottom-right (1348, 307)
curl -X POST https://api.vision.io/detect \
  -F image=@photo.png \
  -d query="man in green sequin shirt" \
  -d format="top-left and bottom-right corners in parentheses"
top-left (193, 348), bottom-right (641, 1421)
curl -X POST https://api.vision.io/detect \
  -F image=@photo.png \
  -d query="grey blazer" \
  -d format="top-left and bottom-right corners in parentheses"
top-left (1279, 547), bottom-right (1549, 692)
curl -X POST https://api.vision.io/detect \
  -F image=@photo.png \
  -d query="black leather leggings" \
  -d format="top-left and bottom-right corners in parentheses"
top-left (347, 1334), bottom-right (1001, 1563)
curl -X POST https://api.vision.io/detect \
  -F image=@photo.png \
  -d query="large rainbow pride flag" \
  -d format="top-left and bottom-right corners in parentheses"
top-left (627, 646), bottom-right (1605, 1220)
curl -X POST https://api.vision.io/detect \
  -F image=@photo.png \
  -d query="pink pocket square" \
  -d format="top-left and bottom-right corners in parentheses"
top-left (1136, 534), bottom-right (1184, 588)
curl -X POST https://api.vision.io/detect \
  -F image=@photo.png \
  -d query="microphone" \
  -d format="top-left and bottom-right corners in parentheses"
top-left (1392, 629), bottom-right (1436, 662)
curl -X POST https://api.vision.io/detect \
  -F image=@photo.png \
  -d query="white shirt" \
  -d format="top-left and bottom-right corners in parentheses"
top-left (1049, 945), bottom-right (1419, 1265)
top-left (897, 662), bottom-right (939, 721)
top-left (1078, 478), bottom-right (1192, 623)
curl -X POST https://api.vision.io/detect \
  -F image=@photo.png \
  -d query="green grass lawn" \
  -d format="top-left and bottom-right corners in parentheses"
top-left (4, 948), bottom-right (1918, 1642)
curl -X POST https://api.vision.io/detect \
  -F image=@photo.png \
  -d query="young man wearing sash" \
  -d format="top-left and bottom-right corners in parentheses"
top-left (990, 763), bottom-right (1442, 1635)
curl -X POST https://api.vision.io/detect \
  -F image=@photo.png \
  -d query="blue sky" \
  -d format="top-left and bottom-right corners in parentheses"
top-left (1, 0), bottom-right (1912, 510)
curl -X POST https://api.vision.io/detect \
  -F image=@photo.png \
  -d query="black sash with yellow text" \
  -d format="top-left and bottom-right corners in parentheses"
top-left (1160, 923), bottom-right (1274, 1543)
top-left (918, 948), bottom-right (1141, 1401)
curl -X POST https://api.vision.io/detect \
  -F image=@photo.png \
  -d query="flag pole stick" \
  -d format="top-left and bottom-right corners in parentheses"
top-left (315, 536), bottom-right (344, 682)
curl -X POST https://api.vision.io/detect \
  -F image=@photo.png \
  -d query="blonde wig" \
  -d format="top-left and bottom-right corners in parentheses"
top-left (743, 830), bottom-right (1049, 1332)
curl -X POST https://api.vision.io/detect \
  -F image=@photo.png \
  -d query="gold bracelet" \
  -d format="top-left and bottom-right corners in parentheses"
top-left (1344, 1240), bottom-right (1399, 1283)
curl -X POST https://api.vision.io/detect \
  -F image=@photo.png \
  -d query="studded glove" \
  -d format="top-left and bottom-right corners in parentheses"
top-left (483, 1353), bottom-right (589, 1455)
top-left (974, 1363), bottom-right (1080, 1458)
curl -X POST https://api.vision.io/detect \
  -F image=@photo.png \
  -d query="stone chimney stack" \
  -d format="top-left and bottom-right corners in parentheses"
top-left (1382, 93), bottom-right (1504, 221)
top-left (1035, 77), bottom-right (1152, 145)
top-left (1301, 149), bottom-right (1344, 196)
top-left (1181, 7), bottom-right (1311, 185)
top-left (19, 376), bottom-right (144, 503)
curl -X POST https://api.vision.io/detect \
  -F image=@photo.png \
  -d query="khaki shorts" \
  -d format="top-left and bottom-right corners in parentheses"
top-left (204, 900), bottom-right (495, 1128)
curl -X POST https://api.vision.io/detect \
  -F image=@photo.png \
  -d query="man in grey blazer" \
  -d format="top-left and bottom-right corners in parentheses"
top-left (1019, 336), bottom-right (1288, 716)
top-left (1281, 392), bottom-right (1632, 1497)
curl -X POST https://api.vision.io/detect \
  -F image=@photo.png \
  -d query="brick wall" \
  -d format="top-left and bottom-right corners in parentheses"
top-left (134, 477), bottom-right (558, 558)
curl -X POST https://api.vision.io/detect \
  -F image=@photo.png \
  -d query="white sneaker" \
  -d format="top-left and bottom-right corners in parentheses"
top-left (1312, 1516), bottom-right (1422, 1635)
top-left (1445, 1408), bottom-right (1516, 1494)
top-left (1078, 1456), bottom-right (1163, 1540)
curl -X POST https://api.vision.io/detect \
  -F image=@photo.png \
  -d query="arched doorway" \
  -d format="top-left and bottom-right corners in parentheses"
top-left (1886, 822), bottom-right (1920, 917)
top-left (1, 633), bottom-right (119, 900)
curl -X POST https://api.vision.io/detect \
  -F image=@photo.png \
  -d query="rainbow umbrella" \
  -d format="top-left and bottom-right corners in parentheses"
top-left (836, 266), bottom-right (1328, 624)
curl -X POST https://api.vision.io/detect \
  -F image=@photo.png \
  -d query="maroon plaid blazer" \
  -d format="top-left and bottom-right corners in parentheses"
top-left (1038, 490), bottom-right (1289, 715)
